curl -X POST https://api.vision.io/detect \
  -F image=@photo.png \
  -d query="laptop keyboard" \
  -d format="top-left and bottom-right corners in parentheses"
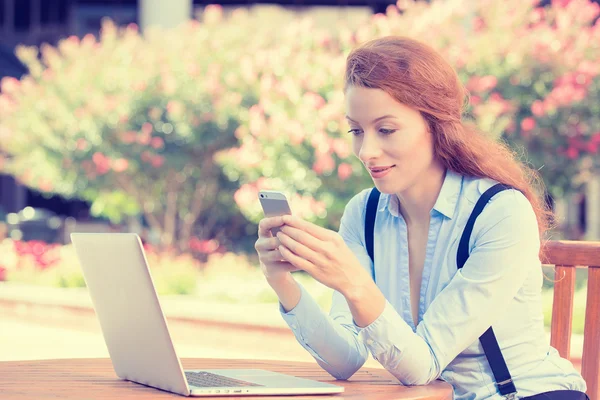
top-left (185, 371), bottom-right (264, 388)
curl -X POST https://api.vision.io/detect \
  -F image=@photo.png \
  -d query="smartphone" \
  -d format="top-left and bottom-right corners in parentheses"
top-left (258, 190), bottom-right (292, 237)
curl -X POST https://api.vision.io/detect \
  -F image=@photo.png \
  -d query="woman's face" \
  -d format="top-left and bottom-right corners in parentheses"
top-left (345, 85), bottom-right (439, 195)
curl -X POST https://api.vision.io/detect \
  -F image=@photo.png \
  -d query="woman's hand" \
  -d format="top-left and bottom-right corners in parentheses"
top-left (275, 215), bottom-right (372, 296)
top-left (255, 216), bottom-right (301, 282)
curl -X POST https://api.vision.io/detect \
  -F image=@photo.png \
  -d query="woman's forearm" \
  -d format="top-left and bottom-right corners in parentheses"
top-left (266, 272), bottom-right (302, 312)
top-left (343, 278), bottom-right (387, 328)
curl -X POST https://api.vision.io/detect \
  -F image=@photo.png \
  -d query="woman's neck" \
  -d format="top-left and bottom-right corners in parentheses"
top-left (396, 163), bottom-right (447, 225)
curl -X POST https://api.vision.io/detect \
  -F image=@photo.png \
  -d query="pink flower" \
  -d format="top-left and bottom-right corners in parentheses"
top-left (331, 138), bottom-right (352, 159)
top-left (166, 100), bottom-right (184, 117)
top-left (312, 154), bottom-right (335, 175)
top-left (92, 152), bottom-right (108, 165)
top-left (142, 123), bottom-right (153, 135)
top-left (566, 147), bottom-right (579, 160)
top-left (95, 163), bottom-right (110, 175)
top-left (141, 151), bottom-right (153, 163)
top-left (234, 183), bottom-right (259, 209)
top-left (150, 137), bottom-right (164, 149)
top-left (151, 155), bottom-right (164, 168)
top-left (76, 138), bottom-right (89, 151)
top-left (204, 4), bottom-right (223, 24)
top-left (467, 75), bottom-right (497, 93)
top-left (531, 101), bottom-right (545, 117)
top-left (337, 163), bottom-right (353, 181)
top-left (38, 178), bottom-right (53, 192)
top-left (120, 131), bottom-right (137, 144)
top-left (521, 117), bottom-right (536, 132)
top-left (112, 158), bottom-right (129, 172)
top-left (66, 35), bottom-right (80, 45)
top-left (137, 132), bottom-right (151, 145)
top-left (0, 77), bottom-right (20, 94)
top-left (304, 92), bottom-right (326, 110)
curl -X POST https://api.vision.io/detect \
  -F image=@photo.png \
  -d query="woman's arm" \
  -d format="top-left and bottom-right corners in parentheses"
top-left (274, 191), bottom-right (376, 379)
top-left (343, 190), bottom-right (540, 385)
top-left (277, 279), bottom-right (370, 380)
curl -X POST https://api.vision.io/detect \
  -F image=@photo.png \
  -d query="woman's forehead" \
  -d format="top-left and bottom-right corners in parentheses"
top-left (345, 87), bottom-right (418, 123)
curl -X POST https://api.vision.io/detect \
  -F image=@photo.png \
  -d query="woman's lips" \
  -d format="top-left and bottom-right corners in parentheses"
top-left (369, 165), bottom-right (395, 178)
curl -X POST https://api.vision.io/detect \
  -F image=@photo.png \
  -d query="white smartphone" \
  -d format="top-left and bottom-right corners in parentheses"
top-left (259, 190), bottom-right (292, 237)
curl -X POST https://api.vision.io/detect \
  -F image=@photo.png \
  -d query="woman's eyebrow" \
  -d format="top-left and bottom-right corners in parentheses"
top-left (345, 115), bottom-right (397, 124)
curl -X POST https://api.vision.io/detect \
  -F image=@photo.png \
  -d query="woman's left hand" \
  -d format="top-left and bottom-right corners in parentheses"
top-left (276, 215), bottom-right (372, 296)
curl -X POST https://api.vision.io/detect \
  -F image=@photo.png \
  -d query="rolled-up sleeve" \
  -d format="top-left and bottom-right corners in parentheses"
top-left (354, 190), bottom-right (541, 385)
top-left (279, 190), bottom-right (372, 379)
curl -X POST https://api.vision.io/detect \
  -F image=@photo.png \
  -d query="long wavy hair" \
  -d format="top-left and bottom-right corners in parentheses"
top-left (344, 36), bottom-right (553, 244)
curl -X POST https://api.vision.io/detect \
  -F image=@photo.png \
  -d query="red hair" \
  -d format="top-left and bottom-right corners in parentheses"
top-left (345, 36), bottom-right (553, 244)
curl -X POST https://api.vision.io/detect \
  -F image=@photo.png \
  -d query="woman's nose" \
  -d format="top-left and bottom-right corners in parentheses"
top-left (358, 133), bottom-right (383, 163)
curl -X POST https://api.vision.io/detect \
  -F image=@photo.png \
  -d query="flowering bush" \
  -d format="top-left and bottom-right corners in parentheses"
top-left (0, 0), bottom-right (599, 247)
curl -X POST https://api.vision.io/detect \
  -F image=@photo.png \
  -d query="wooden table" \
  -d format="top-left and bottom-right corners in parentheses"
top-left (0, 358), bottom-right (453, 399)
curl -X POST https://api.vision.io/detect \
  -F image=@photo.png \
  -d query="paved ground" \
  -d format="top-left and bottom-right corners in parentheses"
top-left (0, 315), bottom-right (265, 362)
top-left (0, 312), bottom-right (382, 368)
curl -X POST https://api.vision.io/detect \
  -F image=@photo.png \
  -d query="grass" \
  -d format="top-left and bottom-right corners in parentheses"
top-left (542, 287), bottom-right (587, 335)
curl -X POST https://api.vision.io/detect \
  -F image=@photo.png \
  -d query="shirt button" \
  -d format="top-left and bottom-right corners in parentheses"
top-left (366, 339), bottom-right (374, 346)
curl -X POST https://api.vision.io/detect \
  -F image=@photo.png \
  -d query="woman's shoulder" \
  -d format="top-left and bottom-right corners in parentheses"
top-left (460, 175), bottom-right (536, 233)
top-left (344, 188), bottom-right (375, 217)
top-left (341, 187), bottom-right (391, 228)
top-left (461, 175), bottom-right (528, 208)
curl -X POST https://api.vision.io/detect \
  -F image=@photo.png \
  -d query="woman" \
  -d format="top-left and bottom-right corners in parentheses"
top-left (254, 36), bottom-right (587, 399)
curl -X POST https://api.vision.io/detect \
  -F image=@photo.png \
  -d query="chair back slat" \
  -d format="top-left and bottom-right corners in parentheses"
top-left (542, 240), bottom-right (600, 266)
top-left (550, 266), bottom-right (576, 359)
top-left (582, 267), bottom-right (600, 400)
top-left (542, 240), bottom-right (600, 400)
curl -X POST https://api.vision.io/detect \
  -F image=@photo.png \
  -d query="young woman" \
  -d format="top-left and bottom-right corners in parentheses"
top-left (254, 36), bottom-right (587, 399)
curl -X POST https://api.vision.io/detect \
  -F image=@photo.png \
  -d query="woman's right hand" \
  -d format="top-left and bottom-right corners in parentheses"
top-left (255, 216), bottom-right (300, 282)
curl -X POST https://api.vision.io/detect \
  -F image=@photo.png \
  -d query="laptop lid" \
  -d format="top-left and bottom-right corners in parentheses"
top-left (71, 233), bottom-right (191, 396)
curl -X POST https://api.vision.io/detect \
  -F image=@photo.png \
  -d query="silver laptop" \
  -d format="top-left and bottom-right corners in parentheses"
top-left (70, 233), bottom-right (343, 397)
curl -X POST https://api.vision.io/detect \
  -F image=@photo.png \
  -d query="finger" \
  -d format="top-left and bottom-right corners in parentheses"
top-left (255, 237), bottom-right (281, 252)
top-left (281, 215), bottom-right (332, 241)
top-left (277, 231), bottom-right (326, 267)
top-left (258, 216), bottom-right (285, 238)
top-left (266, 260), bottom-right (301, 273)
top-left (279, 225), bottom-right (324, 251)
top-left (263, 248), bottom-right (287, 263)
top-left (279, 245), bottom-right (315, 274)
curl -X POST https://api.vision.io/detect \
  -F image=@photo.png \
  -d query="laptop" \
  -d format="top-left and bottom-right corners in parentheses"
top-left (70, 233), bottom-right (344, 397)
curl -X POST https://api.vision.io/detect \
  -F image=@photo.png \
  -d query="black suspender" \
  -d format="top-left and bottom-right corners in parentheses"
top-left (365, 187), bottom-right (381, 281)
top-left (364, 183), bottom-right (518, 398)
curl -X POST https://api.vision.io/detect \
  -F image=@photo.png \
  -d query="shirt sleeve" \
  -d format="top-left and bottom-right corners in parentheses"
top-left (278, 190), bottom-right (372, 380)
top-left (355, 189), bottom-right (541, 385)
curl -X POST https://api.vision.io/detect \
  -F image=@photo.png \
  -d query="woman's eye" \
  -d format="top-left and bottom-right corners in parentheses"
top-left (348, 129), bottom-right (362, 136)
top-left (379, 128), bottom-right (397, 135)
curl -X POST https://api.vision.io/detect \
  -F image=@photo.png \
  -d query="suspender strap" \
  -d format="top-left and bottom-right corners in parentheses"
top-left (456, 183), bottom-right (513, 269)
top-left (365, 187), bottom-right (381, 281)
top-left (365, 183), bottom-right (518, 397)
top-left (456, 183), bottom-right (517, 397)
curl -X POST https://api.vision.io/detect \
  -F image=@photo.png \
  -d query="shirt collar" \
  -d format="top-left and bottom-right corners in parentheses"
top-left (382, 169), bottom-right (463, 219)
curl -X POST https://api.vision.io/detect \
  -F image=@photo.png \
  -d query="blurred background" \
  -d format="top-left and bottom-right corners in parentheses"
top-left (0, 0), bottom-right (598, 367)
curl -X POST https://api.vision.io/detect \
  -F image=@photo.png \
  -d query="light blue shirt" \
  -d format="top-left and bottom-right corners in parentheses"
top-left (280, 170), bottom-right (586, 399)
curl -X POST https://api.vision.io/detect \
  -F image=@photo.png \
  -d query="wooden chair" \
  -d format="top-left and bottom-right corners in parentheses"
top-left (542, 240), bottom-right (600, 400)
